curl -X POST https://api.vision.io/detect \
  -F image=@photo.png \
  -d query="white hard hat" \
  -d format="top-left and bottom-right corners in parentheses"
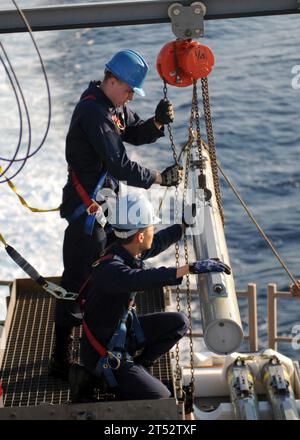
top-left (111, 194), bottom-right (160, 239)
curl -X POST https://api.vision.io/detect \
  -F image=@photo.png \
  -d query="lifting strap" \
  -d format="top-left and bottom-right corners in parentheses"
top-left (0, 165), bottom-right (59, 213)
top-left (0, 231), bottom-right (77, 300)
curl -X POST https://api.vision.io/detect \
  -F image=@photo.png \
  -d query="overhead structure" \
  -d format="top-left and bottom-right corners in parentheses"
top-left (0, 0), bottom-right (299, 34)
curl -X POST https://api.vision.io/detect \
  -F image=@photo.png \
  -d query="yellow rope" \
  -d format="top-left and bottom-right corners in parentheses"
top-left (0, 166), bottom-right (59, 213)
top-left (0, 232), bottom-right (7, 247)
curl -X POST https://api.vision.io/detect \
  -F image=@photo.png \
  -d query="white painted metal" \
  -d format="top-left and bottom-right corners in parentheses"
top-left (189, 145), bottom-right (243, 354)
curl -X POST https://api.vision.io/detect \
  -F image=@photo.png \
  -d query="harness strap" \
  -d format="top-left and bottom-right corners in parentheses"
top-left (81, 94), bottom-right (97, 102)
top-left (82, 320), bottom-right (107, 358)
top-left (70, 169), bottom-right (99, 214)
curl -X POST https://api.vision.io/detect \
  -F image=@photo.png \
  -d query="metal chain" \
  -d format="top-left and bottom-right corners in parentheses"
top-left (201, 77), bottom-right (225, 224)
top-left (182, 142), bottom-right (195, 398)
top-left (163, 81), bottom-right (183, 400)
top-left (163, 81), bottom-right (179, 166)
top-left (192, 80), bottom-right (204, 176)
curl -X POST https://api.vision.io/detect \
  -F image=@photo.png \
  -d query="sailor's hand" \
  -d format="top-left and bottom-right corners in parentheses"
top-left (155, 99), bottom-right (174, 125)
top-left (290, 280), bottom-right (300, 297)
top-left (189, 259), bottom-right (231, 275)
top-left (160, 164), bottom-right (183, 187)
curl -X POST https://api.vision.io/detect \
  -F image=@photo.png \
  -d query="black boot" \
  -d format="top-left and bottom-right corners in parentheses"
top-left (68, 364), bottom-right (98, 403)
top-left (48, 325), bottom-right (73, 381)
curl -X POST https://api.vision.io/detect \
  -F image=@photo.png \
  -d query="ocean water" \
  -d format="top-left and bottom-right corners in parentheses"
top-left (0, 0), bottom-right (300, 358)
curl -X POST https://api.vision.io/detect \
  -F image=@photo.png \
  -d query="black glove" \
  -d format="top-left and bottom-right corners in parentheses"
top-left (155, 99), bottom-right (174, 125)
top-left (160, 164), bottom-right (183, 187)
top-left (189, 258), bottom-right (231, 275)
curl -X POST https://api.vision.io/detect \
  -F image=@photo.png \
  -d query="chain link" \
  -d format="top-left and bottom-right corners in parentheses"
top-left (201, 77), bottom-right (225, 224)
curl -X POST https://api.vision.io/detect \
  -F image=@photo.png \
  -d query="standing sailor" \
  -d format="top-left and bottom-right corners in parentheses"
top-left (79, 194), bottom-right (231, 401)
top-left (50, 49), bottom-right (181, 379)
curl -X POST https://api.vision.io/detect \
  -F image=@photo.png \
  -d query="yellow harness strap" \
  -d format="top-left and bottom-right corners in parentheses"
top-left (0, 233), bottom-right (7, 247)
top-left (0, 166), bottom-right (59, 213)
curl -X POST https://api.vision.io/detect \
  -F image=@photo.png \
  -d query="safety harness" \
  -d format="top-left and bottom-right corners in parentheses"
top-left (66, 93), bottom-right (122, 235)
top-left (79, 254), bottom-right (146, 387)
top-left (66, 168), bottom-right (109, 235)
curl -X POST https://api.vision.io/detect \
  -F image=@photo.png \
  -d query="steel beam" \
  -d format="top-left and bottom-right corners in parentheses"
top-left (0, 0), bottom-right (299, 34)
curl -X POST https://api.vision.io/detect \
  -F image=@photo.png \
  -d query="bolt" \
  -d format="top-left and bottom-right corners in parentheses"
top-left (195, 29), bottom-right (201, 34)
top-left (214, 284), bottom-right (224, 294)
top-left (219, 322), bottom-right (225, 327)
top-left (173, 8), bottom-right (180, 16)
top-left (195, 8), bottom-right (202, 14)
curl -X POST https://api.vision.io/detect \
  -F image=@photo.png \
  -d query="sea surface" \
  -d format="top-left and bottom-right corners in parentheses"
top-left (0, 0), bottom-right (300, 359)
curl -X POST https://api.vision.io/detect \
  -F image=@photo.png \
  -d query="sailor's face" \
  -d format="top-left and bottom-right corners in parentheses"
top-left (140, 225), bottom-right (155, 251)
top-left (111, 79), bottom-right (134, 107)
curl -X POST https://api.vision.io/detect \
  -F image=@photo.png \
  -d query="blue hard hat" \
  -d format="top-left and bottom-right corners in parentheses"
top-left (111, 194), bottom-right (160, 238)
top-left (105, 50), bottom-right (148, 97)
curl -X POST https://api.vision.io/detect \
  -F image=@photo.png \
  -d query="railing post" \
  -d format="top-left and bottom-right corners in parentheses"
top-left (248, 283), bottom-right (258, 352)
top-left (268, 283), bottom-right (277, 350)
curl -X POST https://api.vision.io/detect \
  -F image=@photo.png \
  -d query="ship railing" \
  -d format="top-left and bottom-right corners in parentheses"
top-left (267, 283), bottom-right (300, 351)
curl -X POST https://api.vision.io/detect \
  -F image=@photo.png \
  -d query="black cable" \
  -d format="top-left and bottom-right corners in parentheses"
top-left (0, 53), bottom-right (24, 181)
top-left (9, 0), bottom-right (51, 161)
top-left (0, 0), bottom-right (51, 183)
top-left (0, 44), bottom-right (31, 183)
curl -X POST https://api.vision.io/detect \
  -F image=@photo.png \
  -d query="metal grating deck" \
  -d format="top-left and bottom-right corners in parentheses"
top-left (0, 278), bottom-right (173, 407)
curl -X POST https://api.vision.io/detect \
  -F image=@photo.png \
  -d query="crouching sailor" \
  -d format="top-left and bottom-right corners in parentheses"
top-left (79, 193), bottom-right (231, 400)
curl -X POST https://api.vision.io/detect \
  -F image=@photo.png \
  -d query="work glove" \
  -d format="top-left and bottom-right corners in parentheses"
top-left (189, 258), bottom-right (231, 275)
top-left (155, 99), bottom-right (174, 125)
top-left (160, 164), bottom-right (183, 187)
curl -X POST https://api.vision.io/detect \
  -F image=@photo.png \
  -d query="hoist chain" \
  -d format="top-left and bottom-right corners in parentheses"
top-left (163, 81), bottom-right (180, 167)
top-left (182, 143), bottom-right (195, 399)
top-left (201, 77), bottom-right (225, 225)
top-left (163, 80), bottom-right (195, 410)
top-left (192, 80), bottom-right (204, 177)
top-left (163, 81), bottom-right (183, 400)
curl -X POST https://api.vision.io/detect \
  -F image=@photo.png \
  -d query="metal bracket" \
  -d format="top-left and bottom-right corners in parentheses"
top-left (43, 281), bottom-right (78, 301)
top-left (168, 2), bottom-right (206, 39)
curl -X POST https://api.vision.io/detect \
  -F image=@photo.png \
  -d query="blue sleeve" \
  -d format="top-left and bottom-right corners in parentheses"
top-left (80, 103), bottom-right (156, 189)
top-left (141, 224), bottom-right (183, 260)
top-left (99, 261), bottom-right (182, 293)
top-left (122, 107), bottom-right (164, 146)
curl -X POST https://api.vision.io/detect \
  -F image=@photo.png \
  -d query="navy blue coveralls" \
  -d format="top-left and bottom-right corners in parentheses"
top-left (56, 81), bottom-right (164, 327)
top-left (81, 224), bottom-right (189, 400)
